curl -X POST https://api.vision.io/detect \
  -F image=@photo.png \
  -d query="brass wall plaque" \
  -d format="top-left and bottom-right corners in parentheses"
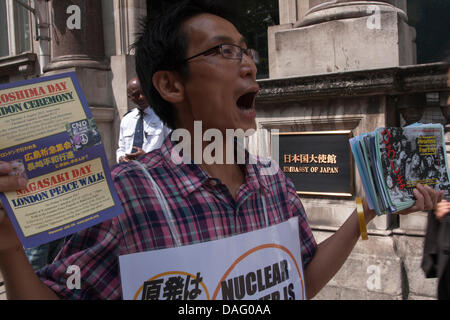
top-left (272, 131), bottom-right (354, 197)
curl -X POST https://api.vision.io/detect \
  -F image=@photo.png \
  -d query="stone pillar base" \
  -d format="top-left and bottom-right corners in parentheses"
top-left (43, 55), bottom-right (109, 73)
top-left (269, 1), bottom-right (416, 78)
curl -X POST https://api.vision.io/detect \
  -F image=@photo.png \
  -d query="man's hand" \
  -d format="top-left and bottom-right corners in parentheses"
top-left (0, 162), bottom-right (27, 192)
top-left (362, 183), bottom-right (443, 224)
top-left (435, 198), bottom-right (450, 221)
top-left (398, 183), bottom-right (443, 215)
top-left (123, 147), bottom-right (145, 162)
top-left (0, 161), bottom-right (27, 253)
top-left (0, 161), bottom-right (60, 299)
top-left (119, 156), bottom-right (130, 163)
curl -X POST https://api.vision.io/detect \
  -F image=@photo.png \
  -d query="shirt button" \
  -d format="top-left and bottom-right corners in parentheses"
top-left (208, 179), bottom-right (219, 187)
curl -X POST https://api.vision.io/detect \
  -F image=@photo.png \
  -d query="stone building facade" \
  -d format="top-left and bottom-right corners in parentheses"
top-left (0, 0), bottom-right (449, 300)
top-left (255, 0), bottom-right (449, 300)
top-left (0, 0), bottom-right (146, 167)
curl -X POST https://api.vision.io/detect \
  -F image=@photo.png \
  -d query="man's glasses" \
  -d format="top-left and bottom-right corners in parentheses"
top-left (184, 44), bottom-right (260, 64)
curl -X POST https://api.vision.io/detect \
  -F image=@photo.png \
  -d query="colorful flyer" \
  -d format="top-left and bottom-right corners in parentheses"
top-left (0, 72), bottom-right (123, 248)
top-left (119, 217), bottom-right (305, 300)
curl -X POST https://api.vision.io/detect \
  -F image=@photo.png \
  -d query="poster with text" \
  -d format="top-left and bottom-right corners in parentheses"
top-left (119, 217), bottom-right (305, 300)
top-left (0, 72), bottom-right (123, 248)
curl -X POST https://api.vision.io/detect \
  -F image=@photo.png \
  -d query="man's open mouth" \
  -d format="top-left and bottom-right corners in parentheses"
top-left (236, 91), bottom-right (258, 111)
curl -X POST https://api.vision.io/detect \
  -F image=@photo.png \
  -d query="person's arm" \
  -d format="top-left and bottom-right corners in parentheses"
top-left (0, 240), bottom-right (59, 299)
top-left (435, 198), bottom-right (450, 221)
top-left (117, 133), bottom-right (127, 163)
top-left (304, 184), bottom-right (442, 299)
top-left (0, 162), bottom-right (59, 299)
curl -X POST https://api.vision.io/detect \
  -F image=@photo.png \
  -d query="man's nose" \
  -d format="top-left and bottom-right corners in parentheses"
top-left (240, 53), bottom-right (257, 79)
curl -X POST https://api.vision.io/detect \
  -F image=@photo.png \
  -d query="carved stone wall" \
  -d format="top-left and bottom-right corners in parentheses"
top-left (253, 62), bottom-right (450, 299)
top-left (264, 1), bottom-right (448, 299)
top-left (42, 0), bottom-right (146, 166)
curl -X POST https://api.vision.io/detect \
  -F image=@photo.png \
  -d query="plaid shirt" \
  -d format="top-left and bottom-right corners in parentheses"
top-left (37, 136), bottom-right (317, 300)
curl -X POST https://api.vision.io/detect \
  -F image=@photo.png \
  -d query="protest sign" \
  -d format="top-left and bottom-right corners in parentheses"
top-left (119, 217), bottom-right (305, 300)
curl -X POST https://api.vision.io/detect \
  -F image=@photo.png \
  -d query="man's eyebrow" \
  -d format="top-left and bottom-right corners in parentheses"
top-left (210, 35), bottom-right (247, 45)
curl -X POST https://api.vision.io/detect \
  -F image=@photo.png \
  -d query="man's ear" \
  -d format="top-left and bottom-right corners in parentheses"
top-left (152, 71), bottom-right (184, 104)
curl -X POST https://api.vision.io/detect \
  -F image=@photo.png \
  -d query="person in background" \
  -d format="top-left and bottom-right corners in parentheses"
top-left (116, 77), bottom-right (171, 163)
top-left (422, 197), bottom-right (450, 300)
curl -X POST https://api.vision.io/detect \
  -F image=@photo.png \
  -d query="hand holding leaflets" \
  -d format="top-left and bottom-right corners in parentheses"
top-left (0, 73), bottom-right (123, 249)
top-left (351, 123), bottom-right (448, 216)
top-left (397, 183), bottom-right (443, 215)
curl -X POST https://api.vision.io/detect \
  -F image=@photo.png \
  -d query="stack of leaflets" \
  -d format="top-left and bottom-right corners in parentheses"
top-left (350, 123), bottom-right (450, 215)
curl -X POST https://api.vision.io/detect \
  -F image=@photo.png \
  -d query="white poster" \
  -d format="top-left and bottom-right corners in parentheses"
top-left (119, 217), bottom-right (305, 300)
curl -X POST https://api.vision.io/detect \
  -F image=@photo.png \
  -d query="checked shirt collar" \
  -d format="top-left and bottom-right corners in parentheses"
top-left (152, 133), bottom-right (271, 199)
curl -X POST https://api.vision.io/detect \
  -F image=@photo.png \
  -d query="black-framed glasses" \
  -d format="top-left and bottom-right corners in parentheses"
top-left (184, 44), bottom-right (260, 64)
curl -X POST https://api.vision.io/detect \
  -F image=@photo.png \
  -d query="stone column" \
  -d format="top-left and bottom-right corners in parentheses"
top-left (44, 0), bottom-right (107, 72)
top-left (113, 0), bottom-right (147, 56)
top-left (43, 0), bottom-right (118, 164)
top-left (111, 0), bottom-right (147, 118)
top-left (267, 0), bottom-right (417, 233)
top-left (269, 0), bottom-right (416, 78)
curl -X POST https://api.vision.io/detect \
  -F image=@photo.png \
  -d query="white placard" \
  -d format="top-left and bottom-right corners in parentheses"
top-left (119, 217), bottom-right (305, 300)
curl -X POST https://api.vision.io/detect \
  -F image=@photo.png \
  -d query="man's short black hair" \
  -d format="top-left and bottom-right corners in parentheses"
top-left (135, 0), bottom-right (235, 129)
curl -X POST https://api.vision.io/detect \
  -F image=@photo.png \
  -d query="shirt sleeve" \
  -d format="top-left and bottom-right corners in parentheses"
top-left (36, 217), bottom-right (124, 300)
top-left (116, 120), bottom-right (127, 163)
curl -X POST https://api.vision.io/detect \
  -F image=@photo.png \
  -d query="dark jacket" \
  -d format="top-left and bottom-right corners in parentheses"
top-left (422, 211), bottom-right (450, 299)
